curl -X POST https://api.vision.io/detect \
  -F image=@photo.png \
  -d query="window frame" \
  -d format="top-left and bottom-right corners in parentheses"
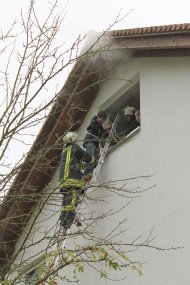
top-left (99, 73), bottom-right (141, 148)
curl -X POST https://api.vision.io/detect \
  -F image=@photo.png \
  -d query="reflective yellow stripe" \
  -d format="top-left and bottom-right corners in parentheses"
top-left (90, 156), bottom-right (96, 164)
top-left (63, 205), bottom-right (76, 211)
top-left (64, 145), bottom-right (72, 181)
top-left (62, 190), bottom-right (77, 212)
top-left (60, 178), bottom-right (85, 188)
top-left (72, 190), bottom-right (77, 206)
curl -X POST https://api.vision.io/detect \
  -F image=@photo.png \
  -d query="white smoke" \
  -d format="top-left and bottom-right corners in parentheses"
top-left (80, 29), bottom-right (132, 68)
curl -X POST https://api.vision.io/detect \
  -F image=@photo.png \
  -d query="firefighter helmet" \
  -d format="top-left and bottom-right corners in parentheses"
top-left (123, 106), bottom-right (136, 116)
top-left (63, 132), bottom-right (78, 144)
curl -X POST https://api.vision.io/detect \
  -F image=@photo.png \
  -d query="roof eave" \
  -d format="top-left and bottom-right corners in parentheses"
top-left (111, 31), bottom-right (190, 50)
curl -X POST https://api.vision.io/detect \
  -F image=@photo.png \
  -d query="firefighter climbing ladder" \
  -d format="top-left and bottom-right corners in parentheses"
top-left (45, 114), bottom-right (121, 283)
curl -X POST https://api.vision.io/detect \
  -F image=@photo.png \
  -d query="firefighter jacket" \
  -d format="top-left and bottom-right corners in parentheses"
top-left (59, 142), bottom-right (95, 188)
top-left (125, 119), bottom-right (140, 136)
top-left (83, 116), bottom-right (106, 148)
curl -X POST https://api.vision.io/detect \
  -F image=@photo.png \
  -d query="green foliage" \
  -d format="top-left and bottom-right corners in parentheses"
top-left (1, 280), bottom-right (12, 285)
top-left (130, 263), bottom-right (143, 276)
top-left (100, 271), bottom-right (107, 278)
top-left (13, 244), bottom-right (143, 284)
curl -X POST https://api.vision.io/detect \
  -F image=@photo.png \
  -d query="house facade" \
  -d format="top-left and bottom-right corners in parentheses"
top-left (1, 23), bottom-right (190, 284)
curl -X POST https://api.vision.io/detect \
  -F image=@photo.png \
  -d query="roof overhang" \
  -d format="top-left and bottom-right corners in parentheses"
top-left (111, 24), bottom-right (190, 56)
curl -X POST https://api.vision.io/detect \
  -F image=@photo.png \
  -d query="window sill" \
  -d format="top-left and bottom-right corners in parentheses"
top-left (108, 126), bottom-right (141, 153)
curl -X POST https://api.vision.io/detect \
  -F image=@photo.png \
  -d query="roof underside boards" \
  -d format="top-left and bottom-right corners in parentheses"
top-left (1, 22), bottom-right (190, 272)
top-left (110, 23), bottom-right (190, 56)
top-left (112, 33), bottom-right (190, 50)
top-left (0, 60), bottom-right (102, 271)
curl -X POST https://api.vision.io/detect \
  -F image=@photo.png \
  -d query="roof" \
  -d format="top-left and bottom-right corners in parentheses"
top-left (110, 23), bottom-right (190, 56)
top-left (112, 23), bottom-right (190, 36)
top-left (1, 22), bottom-right (190, 273)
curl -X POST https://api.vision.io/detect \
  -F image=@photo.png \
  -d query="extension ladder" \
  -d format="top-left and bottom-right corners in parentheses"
top-left (45, 114), bottom-right (120, 283)
top-left (87, 113), bottom-right (120, 184)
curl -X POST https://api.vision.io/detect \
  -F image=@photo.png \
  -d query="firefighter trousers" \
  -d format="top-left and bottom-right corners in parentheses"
top-left (59, 186), bottom-right (82, 229)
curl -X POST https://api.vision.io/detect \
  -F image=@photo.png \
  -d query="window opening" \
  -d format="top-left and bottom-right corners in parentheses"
top-left (103, 79), bottom-right (140, 146)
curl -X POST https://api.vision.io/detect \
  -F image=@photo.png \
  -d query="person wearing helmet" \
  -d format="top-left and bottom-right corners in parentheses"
top-left (59, 131), bottom-right (95, 229)
top-left (125, 109), bottom-right (141, 136)
top-left (115, 106), bottom-right (136, 140)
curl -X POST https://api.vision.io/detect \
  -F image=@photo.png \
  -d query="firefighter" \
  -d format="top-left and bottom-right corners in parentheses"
top-left (115, 106), bottom-right (136, 140)
top-left (59, 131), bottom-right (95, 229)
top-left (125, 109), bottom-right (141, 136)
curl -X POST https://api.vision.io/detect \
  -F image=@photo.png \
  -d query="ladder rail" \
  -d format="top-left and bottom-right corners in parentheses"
top-left (89, 113), bottom-right (120, 184)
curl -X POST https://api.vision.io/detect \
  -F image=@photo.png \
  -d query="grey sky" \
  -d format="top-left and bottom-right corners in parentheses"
top-left (1, 0), bottom-right (190, 45)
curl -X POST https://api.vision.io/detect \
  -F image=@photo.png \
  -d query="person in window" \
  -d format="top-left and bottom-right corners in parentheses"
top-left (59, 132), bottom-right (95, 229)
top-left (115, 106), bottom-right (136, 140)
top-left (83, 110), bottom-right (112, 177)
top-left (125, 109), bottom-right (141, 135)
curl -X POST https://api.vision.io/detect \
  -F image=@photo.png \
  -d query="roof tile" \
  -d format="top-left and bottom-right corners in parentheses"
top-left (111, 23), bottom-right (190, 37)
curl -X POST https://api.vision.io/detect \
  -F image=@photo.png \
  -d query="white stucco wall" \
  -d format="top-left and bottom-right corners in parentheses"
top-left (13, 55), bottom-right (190, 284)
top-left (77, 56), bottom-right (190, 285)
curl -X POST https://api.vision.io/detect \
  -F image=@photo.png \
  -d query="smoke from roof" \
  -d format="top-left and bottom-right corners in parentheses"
top-left (80, 29), bottom-right (131, 67)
